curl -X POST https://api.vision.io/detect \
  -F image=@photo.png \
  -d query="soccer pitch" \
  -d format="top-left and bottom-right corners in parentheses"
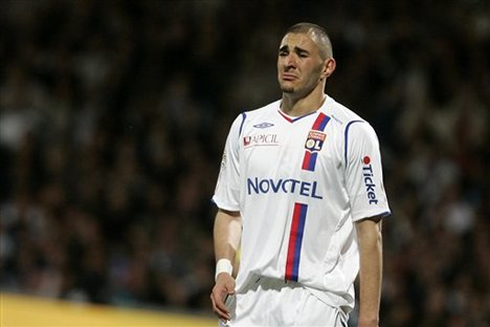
top-left (0, 293), bottom-right (216, 327)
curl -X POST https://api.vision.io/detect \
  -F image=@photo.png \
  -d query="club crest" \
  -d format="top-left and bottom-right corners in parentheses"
top-left (304, 131), bottom-right (326, 151)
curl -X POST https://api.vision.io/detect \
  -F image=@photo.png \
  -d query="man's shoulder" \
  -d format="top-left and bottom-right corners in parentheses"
top-left (227, 100), bottom-right (280, 135)
top-left (234, 100), bottom-right (281, 127)
top-left (325, 96), bottom-right (367, 126)
top-left (244, 100), bottom-right (281, 117)
top-left (327, 98), bottom-right (379, 142)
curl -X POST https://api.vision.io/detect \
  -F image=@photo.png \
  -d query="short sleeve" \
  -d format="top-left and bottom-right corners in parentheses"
top-left (344, 121), bottom-right (391, 221)
top-left (212, 114), bottom-right (245, 211)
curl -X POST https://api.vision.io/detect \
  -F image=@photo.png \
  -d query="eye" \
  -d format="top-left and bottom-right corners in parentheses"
top-left (279, 50), bottom-right (288, 57)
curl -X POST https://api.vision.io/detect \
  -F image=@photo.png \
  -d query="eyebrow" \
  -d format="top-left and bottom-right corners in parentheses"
top-left (279, 45), bottom-right (310, 55)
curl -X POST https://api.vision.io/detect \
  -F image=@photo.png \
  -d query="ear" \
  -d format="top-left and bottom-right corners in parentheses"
top-left (323, 58), bottom-right (336, 78)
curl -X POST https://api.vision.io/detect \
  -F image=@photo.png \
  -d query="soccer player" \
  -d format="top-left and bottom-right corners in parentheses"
top-left (210, 22), bottom-right (390, 327)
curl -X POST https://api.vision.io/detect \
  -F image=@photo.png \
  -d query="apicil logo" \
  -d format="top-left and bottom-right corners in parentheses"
top-left (243, 134), bottom-right (279, 147)
top-left (362, 156), bottom-right (379, 204)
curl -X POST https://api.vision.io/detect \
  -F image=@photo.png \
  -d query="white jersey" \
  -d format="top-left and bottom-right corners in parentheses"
top-left (213, 95), bottom-right (390, 310)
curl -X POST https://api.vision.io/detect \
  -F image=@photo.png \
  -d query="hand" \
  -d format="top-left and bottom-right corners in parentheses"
top-left (210, 273), bottom-right (235, 321)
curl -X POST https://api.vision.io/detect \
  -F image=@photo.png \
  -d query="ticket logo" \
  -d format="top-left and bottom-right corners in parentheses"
top-left (362, 156), bottom-right (378, 204)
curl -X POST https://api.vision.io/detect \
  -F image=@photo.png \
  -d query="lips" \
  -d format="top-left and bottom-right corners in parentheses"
top-left (281, 73), bottom-right (298, 81)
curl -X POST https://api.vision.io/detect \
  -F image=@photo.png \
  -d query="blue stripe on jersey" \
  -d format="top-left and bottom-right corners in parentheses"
top-left (314, 114), bottom-right (331, 131)
top-left (285, 203), bottom-right (308, 281)
top-left (344, 120), bottom-right (364, 164)
top-left (238, 112), bottom-right (247, 136)
top-left (292, 203), bottom-right (307, 280)
top-left (306, 152), bottom-right (318, 171)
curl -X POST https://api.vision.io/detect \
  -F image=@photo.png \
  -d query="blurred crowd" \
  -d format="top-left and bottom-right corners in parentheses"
top-left (0, 0), bottom-right (489, 326)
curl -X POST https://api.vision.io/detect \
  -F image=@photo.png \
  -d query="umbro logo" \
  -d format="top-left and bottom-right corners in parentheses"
top-left (253, 122), bottom-right (274, 129)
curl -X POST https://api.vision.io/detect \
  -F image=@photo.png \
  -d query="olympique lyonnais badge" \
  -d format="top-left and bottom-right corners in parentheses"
top-left (304, 130), bottom-right (326, 152)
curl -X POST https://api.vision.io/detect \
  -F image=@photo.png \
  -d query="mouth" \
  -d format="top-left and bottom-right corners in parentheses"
top-left (281, 73), bottom-right (298, 81)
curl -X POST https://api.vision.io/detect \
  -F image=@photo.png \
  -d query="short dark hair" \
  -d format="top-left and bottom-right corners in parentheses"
top-left (285, 22), bottom-right (333, 59)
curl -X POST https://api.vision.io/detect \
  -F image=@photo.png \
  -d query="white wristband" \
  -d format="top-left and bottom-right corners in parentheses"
top-left (215, 259), bottom-right (233, 281)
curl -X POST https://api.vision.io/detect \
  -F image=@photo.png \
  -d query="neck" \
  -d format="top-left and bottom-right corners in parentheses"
top-left (280, 87), bottom-right (326, 117)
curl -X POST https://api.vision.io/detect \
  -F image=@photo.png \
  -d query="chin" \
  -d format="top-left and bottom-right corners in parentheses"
top-left (280, 85), bottom-right (295, 93)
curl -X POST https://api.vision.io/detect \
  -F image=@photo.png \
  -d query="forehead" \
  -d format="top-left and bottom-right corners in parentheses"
top-left (280, 32), bottom-right (319, 52)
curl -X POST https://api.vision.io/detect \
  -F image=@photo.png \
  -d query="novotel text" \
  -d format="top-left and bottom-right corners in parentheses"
top-left (247, 177), bottom-right (323, 199)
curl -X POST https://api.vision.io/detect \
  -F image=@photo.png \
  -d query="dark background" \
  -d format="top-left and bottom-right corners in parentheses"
top-left (0, 1), bottom-right (489, 326)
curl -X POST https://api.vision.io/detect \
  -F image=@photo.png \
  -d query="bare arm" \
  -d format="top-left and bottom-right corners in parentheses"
top-left (210, 208), bottom-right (242, 321)
top-left (213, 208), bottom-right (242, 266)
top-left (355, 216), bottom-right (383, 327)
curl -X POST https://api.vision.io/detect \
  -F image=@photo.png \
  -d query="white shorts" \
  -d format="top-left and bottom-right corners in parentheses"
top-left (219, 276), bottom-right (348, 327)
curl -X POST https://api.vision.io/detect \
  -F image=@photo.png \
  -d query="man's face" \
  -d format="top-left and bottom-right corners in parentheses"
top-left (277, 32), bottom-right (326, 96)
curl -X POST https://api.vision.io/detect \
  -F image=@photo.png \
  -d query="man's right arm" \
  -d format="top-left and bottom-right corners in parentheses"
top-left (210, 208), bottom-right (242, 321)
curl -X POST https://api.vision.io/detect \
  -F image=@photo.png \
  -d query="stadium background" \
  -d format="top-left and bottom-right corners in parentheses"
top-left (0, 0), bottom-right (489, 326)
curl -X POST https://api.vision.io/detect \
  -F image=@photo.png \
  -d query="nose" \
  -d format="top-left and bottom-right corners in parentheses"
top-left (284, 54), bottom-right (297, 69)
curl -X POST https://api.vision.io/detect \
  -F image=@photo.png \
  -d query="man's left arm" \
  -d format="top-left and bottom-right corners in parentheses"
top-left (356, 216), bottom-right (383, 327)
